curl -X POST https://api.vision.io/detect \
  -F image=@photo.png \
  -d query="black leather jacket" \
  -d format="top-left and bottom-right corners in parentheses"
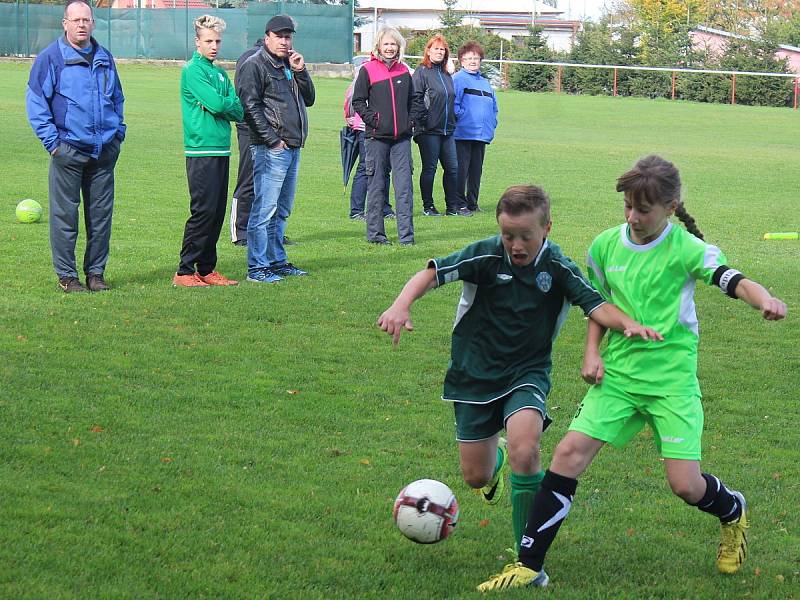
top-left (236, 47), bottom-right (315, 148)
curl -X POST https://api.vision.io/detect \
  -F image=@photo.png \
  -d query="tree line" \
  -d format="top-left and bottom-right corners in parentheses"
top-left (404, 0), bottom-right (800, 107)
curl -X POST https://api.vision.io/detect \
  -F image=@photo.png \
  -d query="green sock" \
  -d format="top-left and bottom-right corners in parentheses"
top-left (510, 470), bottom-right (544, 554)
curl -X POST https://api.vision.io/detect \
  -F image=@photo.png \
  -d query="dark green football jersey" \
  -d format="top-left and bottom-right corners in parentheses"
top-left (430, 236), bottom-right (605, 403)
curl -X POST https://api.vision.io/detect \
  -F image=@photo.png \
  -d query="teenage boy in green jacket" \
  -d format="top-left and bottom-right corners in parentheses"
top-left (174, 15), bottom-right (243, 287)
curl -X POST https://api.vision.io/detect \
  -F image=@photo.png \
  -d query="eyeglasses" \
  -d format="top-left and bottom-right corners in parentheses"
top-left (64, 18), bottom-right (93, 25)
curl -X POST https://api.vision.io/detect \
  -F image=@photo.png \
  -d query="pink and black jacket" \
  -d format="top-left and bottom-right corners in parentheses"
top-left (351, 55), bottom-right (414, 141)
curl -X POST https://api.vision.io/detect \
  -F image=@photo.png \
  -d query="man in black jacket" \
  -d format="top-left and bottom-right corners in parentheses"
top-left (236, 14), bottom-right (314, 283)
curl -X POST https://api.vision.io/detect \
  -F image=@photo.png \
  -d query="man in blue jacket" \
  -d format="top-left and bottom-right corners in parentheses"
top-left (26, 0), bottom-right (125, 293)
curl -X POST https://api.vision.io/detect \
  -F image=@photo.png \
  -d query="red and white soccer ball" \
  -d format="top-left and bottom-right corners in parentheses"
top-left (393, 479), bottom-right (459, 544)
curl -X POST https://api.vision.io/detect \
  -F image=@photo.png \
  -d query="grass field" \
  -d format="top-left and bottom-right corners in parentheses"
top-left (1, 59), bottom-right (798, 599)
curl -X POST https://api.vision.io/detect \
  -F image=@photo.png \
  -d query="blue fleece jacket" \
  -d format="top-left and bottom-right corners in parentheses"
top-left (453, 69), bottom-right (498, 143)
top-left (26, 36), bottom-right (125, 158)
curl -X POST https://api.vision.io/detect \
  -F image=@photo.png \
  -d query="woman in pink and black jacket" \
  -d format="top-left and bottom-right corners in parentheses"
top-left (352, 26), bottom-right (416, 246)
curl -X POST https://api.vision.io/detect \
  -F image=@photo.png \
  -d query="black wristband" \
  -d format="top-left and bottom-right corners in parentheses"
top-left (713, 265), bottom-right (744, 298)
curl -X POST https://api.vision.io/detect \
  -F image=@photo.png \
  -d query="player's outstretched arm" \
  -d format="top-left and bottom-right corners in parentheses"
top-left (378, 268), bottom-right (438, 346)
top-left (734, 279), bottom-right (788, 321)
top-left (588, 303), bottom-right (663, 341)
top-left (581, 319), bottom-right (607, 385)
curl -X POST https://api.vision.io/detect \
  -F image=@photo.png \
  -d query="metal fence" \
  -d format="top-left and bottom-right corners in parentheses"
top-left (0, 0), bottom-right (353, 63)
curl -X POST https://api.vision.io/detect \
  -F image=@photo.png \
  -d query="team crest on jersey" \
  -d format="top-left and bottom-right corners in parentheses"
top-left (536, 272), bottom-right (552, 293)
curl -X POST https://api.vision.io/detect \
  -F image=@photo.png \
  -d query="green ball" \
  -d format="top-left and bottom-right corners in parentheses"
top-left (16, 199), bottom-right (43, 224)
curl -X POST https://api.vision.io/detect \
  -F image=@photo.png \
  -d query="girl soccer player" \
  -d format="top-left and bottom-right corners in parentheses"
top-left (478, 155), bottom-right (787, 591)
top-left (378, 185), bottom-right (661, 573)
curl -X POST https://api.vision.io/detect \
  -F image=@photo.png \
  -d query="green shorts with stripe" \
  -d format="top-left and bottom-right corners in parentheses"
top-left (569, 378), bottom-right (704, 460)
top-left (453, 386), bottom-right (552, 442)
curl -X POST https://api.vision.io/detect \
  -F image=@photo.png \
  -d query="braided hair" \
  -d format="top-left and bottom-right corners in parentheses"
top-left (616, 155), bottom-right (704, 240)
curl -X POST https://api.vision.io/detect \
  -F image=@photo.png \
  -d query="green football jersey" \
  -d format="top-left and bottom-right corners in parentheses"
top-left (431, 236), bottom-right (605, 404)
top-left (587, 222), bottom-right (728, 395)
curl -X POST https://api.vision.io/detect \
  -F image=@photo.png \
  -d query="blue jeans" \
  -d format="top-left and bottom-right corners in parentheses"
top-left (350, 130), bottom-right (392, 217)
top-left (415, 133), bottom-right (460, 212)
top-left (248, 144), bottom-right (300, 274)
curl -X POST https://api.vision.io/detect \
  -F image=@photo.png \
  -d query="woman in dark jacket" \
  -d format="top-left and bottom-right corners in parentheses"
top-left (411, 35), bottom-right (471, 217)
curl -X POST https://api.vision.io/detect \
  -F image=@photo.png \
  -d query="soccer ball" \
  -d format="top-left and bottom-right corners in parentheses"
top-left (393, 479), bottom-right (459, 544)
top-left (16, 199), bottom-right (43, 223)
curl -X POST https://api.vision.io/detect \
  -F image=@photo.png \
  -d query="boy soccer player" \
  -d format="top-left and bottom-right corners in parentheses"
top-left (378, 185), bottom-right (661, 565)
top-left (173, 15), bottom-right (243, 287)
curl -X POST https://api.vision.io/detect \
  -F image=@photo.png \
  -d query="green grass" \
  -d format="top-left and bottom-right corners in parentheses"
top-left (1, 60), bottom-right (798, 599)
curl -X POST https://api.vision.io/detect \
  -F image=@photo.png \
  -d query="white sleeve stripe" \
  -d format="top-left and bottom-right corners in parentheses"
top-left (436, 253), bottom-right (502, 274)
top-left (703, 244), bottom-right (724, 269)
top-left (586, 254), bottom-right (607, 293)
top-left (551, 257), bottom-right (597, 293)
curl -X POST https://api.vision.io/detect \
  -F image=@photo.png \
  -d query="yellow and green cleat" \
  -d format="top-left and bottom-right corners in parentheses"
top-left (477, 562), bottom-right (549, 592)
top-left (717, 491), bottom-right (749, 574)
top-left (476, 437), bottom-right (508, 505)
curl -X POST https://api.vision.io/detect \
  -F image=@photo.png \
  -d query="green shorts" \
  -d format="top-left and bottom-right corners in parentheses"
top-left (453, 386), bottom-right (552, 442)
top-left (569, 378), bottom-right (704, 460)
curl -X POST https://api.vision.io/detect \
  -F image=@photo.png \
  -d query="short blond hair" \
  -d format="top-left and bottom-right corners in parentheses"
top-left (373, 26), bottom-right (405, 58)
top-left (194, 15), bottom-right (226, 36)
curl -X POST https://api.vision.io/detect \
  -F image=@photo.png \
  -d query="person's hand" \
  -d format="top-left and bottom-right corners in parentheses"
top-left (581, 350), bottom-right (605, 385)
top-left (623, 324), bottom-right (663, 341)
top-left (288, 50), bottom-right (305, 72)
top-left (50, 147), bottom-right (59, 156)
top-left (377, 305), bottom-right (413, 346)
top-left (271, 140), bottom-right (287, 150)
top-left (760, 297), bottom-right (787, 321)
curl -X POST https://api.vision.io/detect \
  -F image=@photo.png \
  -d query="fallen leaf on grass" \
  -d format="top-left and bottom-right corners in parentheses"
top-left (359, 459), bottom-right (370, 465)
top-left (754, 568), bottom-right (761, 576)
top-left (16, 335), bottom-right (26, 342)
top-left (161, 457), bottom-right (173, 463)
top-left (90, 425), bottom-right (104, 433)
top-left (479, 519), bottom-right (490, 527)
top-left (776, 575), bottom-right (784, 583)
top-left (71, 438), bottom-right (81, 447)
top-left (772, 472), bottom-right (781, 480)
top-left (286, 390), bottom-right (300, 395)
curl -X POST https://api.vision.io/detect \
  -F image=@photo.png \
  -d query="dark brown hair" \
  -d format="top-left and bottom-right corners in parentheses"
top-left (496, 185), bottom-right (551, 226)
top-left (616, 155), bottom-right (704, 240)
top-left (420, 35), bottom-right (450, 68)
top-left (458, 41), bottom-right (484, 61)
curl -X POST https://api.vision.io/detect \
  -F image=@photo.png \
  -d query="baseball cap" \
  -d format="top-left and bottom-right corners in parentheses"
top-left (266, 14), bottom-right (295, 34)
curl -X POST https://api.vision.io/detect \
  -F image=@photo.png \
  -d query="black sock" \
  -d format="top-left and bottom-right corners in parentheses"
top-left (692, 473), bottom-right (741, 523)
top-left (518, 470), bottom-right (578, 572)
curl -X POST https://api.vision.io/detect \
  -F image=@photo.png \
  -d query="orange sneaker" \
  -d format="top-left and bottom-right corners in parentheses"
top-left (173, 273), bottom-right (210, 287)
top-left (198, 271), bottom-right (239, 286)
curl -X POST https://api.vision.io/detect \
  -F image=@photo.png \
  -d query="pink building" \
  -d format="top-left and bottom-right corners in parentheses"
top-left (691, 25), bottom-right (800, 74)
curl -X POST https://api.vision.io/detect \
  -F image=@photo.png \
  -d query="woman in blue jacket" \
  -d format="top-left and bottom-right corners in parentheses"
top-left (453, 41), bottom-right (498, 213)
top-left (411, 35), bottom-right (470, 217)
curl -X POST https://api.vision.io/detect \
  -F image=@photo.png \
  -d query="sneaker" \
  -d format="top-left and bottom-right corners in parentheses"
top-left (717, 491), bottom-right (749, 574)
top-left (86, 274), bottom-right (110, 292)
top-left (367, 238), bottom-right (392, 245)
top-left (350, 213), bottom-right (366, 221)
top-left (173, 273), bottom-right (209, 287)
top-left (283, 236), bottom-right (297, 246)
top-left (232, 239), bottom-right (247, 247)
top-left (422, 207), bottom-right (442, 217)
top-left (198, 271), bottom-right (239, 286)
top-left (446, 207), bottom-right (473, 217)
top-left (476, 437), bottom-right (508, 505)
top-left (271, 263), bottom-right (308, 277)
top-left (384, 211), bottom-right (396, 220)
top-left (476, 562), bottom-right (549, 592)
top-left (468, 205), bottom-right (482, 213)
top-left (399, 241), bottom-right (415, 247)
top-left (58, 276), bottom-right (87, 293)
top-left (246, 269), bottom-right (283, 284)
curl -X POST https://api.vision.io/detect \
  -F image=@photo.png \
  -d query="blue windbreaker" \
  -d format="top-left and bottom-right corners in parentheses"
top-left (452, 69), bottom-right (498, 143)
top-left (26, 36), bottom-right (126, 158)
